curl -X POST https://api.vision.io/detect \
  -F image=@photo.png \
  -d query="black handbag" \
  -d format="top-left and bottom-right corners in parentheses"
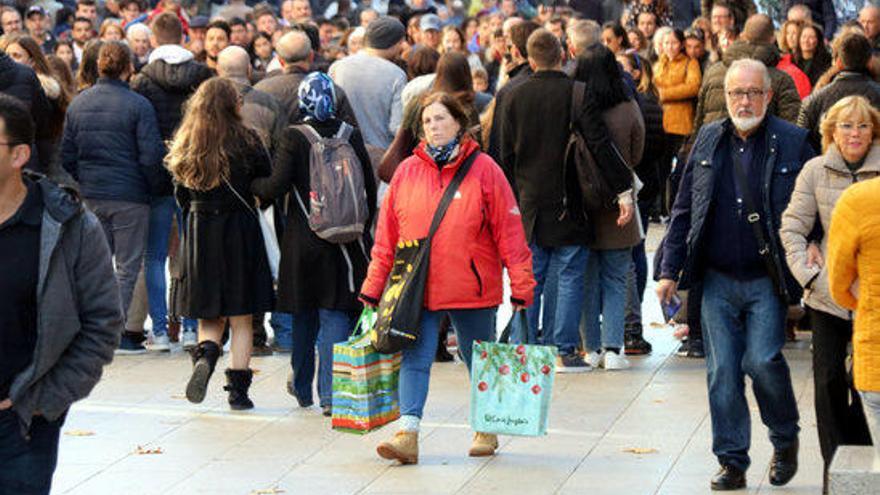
top-left (372, 150), bottom-right (480, 353)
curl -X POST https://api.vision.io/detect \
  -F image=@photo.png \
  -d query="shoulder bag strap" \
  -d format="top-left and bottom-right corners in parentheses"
top-left (222, 175), bottom-right (259, 219)
top-left (425, 150), bottom-right (480, 241)
top-left (729, 140), bottom-right (782, 293)
top-left (293, 124), bottom-right (322, 145)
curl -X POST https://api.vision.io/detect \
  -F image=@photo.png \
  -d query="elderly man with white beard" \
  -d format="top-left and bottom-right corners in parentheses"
top-left (656, 59), bottom-right (815, 491)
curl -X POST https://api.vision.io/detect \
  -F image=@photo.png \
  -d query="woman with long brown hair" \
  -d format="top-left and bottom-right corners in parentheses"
top-left (166, 77), bottom-right (275, 411)
top-left (0, 34), bottom-right (72, 140)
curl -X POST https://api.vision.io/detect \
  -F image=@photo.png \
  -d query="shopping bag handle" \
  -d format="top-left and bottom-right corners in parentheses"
top-left (353, 307), bottom-right (376, 337)
top-left (498, 311), bottom-right (530, 345)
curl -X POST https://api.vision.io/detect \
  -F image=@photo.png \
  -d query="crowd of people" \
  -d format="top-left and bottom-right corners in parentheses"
top-left (3, 0), bottom-right (880, 493)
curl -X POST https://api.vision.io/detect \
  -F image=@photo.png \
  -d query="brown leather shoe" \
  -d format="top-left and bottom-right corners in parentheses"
top-left (376, 431), bottom-right (418, 464)
top-left (468, 432), bottom-right (499, 457)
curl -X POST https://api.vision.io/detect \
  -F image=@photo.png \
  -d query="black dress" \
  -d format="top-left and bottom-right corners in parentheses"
top-left (250, 119), bottom-right (377, 313)
top-left (175, 134), bottom-right (275, 319)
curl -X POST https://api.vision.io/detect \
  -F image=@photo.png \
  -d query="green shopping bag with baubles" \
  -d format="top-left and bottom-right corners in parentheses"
top-left (469, 312), bottom-right (557, 436)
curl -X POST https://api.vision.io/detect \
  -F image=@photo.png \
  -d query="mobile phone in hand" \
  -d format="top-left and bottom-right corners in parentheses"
top-left (660, 293), bottom-right (682, 322)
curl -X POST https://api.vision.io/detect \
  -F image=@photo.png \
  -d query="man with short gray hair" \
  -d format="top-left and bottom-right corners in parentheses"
top-left (657, 58), bottom-right (813, 491)
top-left (566, 19), bottom-right (601, 58)
top-left (254, 30), bottom-right (357, 125)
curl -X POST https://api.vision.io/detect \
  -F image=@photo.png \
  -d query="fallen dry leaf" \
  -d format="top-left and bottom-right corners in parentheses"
top-left (134, 445), bottom-right (163, 455)
top-left (648, 322), bottom-right (665, 329)
top-left (622, 447), bottom-right (659, 455)
top-left (250, 488), bottom-right (285, 494)
top-left (652, 399), bottom-right (665, 404)
top-left (170, 394), bottom-right (186, 400)
top-left (64, 429), bottom-right (95, 437)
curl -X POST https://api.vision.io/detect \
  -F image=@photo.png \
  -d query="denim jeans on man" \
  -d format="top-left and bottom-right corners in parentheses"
top-left (85, 199), bottom-right (149, 320)
top-left (290, 309), bottom-right (357, 407)
top-left (517, 244), bottom-right (587, 355)
top-left (400, 308), bottom-right (496, 418)
top-left (271, 312), bottom-right (293, 349)
top-left (701, 270), bottom-right (800, 471)
top-left (0, 409), bottom-right (64, 495)
top-left (581, 248), bottom-right (631, 351)
top-left (861, 391), bottom-right (880, 463)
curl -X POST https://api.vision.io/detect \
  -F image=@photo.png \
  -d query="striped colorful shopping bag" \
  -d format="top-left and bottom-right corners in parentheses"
top-left (332, 308), bottom-right (401, 434)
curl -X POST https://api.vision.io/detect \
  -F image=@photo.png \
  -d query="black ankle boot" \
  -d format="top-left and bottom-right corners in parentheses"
top-left (185, 341), bottom-right (220, 404)
top-left (224, 369), bottom-right (255, 410)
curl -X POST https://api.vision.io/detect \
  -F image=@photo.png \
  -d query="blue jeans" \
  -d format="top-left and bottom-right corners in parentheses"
top-left (582, 248), bottom-right (631, 351)
top-left (400, 308), bottom-right (496, 418)
top-left (701, 270), bottom-right (800, 471)
top-left (144, 196), bottom-right (175, 336)
top-left (0, 410), bottom-right (64, 495)
top-left (290, 309), bottom-right (357, 407)
top-left (271, 312), bottom-right (293, 349)
top-left (518, 244), bottom-right (587, 355)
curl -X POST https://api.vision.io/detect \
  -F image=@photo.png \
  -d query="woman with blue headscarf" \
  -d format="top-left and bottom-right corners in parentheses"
top-left (251, 72), bottom-right (377, 416)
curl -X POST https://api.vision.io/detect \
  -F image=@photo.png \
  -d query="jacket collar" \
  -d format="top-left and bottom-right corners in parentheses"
top-left (413, 136), bottom-right (480, 171)
top-left (96, 77), bottom-right (130, 89)
top-left (531, 69), bottom-right (567, 80)
top-left (822, 144), bottom-right (880, 175)
top-left (508, 63), bottom-right (531, 79)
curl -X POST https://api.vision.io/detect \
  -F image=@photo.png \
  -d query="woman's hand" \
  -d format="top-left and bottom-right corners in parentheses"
top-left (806, 242), bottom-right (824, 269)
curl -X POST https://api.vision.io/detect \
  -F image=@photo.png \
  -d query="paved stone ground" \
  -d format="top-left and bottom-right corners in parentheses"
top-left (51, 228), bottom-right (827, 495)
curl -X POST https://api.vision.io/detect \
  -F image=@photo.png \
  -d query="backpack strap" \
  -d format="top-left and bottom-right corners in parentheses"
top-left (335, 122), bottom-right (353, 140)
top-left (293, 124), bottom-right (322, 145)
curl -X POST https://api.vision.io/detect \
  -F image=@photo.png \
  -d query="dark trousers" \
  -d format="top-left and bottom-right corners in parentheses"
top-left (0, 410), bottom-right (64, 495)
top-left (687, 281), bottom-right (703, 341)
top-left (810, 309), bottom-right (872, 472)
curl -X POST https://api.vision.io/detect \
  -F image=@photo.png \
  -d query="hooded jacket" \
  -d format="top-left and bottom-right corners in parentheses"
top-left (781, 145), bottom-right (880, 319)
top-left (0, 52), bottom-right (54, 174)
top-left (693, 40), bottom-right (802, 131)
top-left (360, 138), bottom-right (536, 310)
top-left (9, 174), bottom-right (121, 434)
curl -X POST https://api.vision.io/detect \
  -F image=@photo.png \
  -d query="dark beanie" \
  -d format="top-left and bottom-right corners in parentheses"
top-left (365, 16), bottom-right (406, 50)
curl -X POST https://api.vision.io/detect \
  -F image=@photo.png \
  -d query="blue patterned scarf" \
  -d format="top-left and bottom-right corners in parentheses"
top-left (297, 72), bottom-right (337, 122)
top-left (426, 134), bottom-right (462, 166)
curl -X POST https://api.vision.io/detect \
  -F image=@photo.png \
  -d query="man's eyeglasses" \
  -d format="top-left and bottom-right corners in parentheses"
top-left (836, 122), bottom-right (874, 132)
top-left (726, 89), bottom-right (765, 101)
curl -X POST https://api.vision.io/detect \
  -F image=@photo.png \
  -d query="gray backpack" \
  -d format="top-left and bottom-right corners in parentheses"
top-left (292, 123), bottom-right (369, 244)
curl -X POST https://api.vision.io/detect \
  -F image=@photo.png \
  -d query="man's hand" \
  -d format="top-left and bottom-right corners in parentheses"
top-left (0, 399), bottom-right (12, 411)
top-left (806, 242), bottom-right (824, 269)
top-left (617, 202), bottom-right (634, 227)
top-left (655, 278), bottom-right (678, 304)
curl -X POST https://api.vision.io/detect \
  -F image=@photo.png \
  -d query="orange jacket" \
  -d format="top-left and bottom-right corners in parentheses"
top-left (654, 53), bottom-right (701, 136)
top-left (827, 177), bottom-right (880, 392)
top-left (360, 138), bottom-right (535, 310)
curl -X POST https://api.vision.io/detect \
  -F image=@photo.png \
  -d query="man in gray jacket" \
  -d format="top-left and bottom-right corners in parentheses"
top-left (0, 94), bottom-right (121, 494)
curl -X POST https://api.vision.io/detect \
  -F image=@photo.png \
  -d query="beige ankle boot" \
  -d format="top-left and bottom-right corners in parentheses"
top-left (376, 431), bottom-right (419, 464)
top-left (468, 432), bottom-right (499, 457)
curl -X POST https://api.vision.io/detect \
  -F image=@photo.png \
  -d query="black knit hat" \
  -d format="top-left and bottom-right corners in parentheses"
top-left (365, 16), bottom-right (406, 50)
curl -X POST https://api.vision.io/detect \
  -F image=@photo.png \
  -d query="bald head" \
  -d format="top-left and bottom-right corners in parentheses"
top-left (742, 14), bottom-right (774, 44)
top-left (860, 5), bottom-right (880, 39)
top-left (217, 45), bottom-right (251, 78)
top-left (275, 30), bottom-right (312, 64)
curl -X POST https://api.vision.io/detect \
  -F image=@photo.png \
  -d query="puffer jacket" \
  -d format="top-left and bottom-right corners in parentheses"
top-left (589, 99), bottom-right (645, 251)
top-left (636, 90), bottom-right (664, 206)
top-left (654, 53), bottom-right (701, 136)
top-left (776, 53), bottom-right (811, 99)
top-left (781, 145), bottom-right (880, 319)
top-left (61, 78), bottom-right (166, 204)
top-left (693, 40), bottom-right (801, 130)
top-left (360, 138), bottom-right (536, 310)
top-left (10, 173), bottom-right (122, 434)
top-left (797, 71), bottom-right (880, 152)
top-left (827, 177), bottom-right (880, 392)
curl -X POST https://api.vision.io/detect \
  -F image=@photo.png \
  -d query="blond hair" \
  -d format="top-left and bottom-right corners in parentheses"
top-left (819, 95), bottom-right (880, 154)
top-left (165, 78), bottom-right (256, 190)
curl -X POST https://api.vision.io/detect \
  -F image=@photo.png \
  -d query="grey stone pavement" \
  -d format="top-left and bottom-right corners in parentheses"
top-left (51, 229), bottom-right (829, 495)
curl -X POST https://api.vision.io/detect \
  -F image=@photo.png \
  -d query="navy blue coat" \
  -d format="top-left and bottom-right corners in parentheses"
top-left (660, 116), bottom-right (816, 303)
top-left (61, 78), bottom-right (165, 204)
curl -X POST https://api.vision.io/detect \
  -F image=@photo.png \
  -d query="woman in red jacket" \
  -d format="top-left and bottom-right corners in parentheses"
top-left (360, 92), bottom-right (535, 465)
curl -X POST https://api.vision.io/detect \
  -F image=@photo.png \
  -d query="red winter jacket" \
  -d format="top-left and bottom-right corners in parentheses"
top-left (777, 54), bottom-right (812, 100)
top-left (360, 138), bottom-right (535, 310)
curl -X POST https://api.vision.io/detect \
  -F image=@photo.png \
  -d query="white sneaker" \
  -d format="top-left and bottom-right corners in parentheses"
top-left (147, 334), bottom-right (170, 352)
top-left (182, 330), bottom-right (197, 350)
top-left (602, 350), bottom-right (630, 370)
top-left (585, 350), bottom-right (603, 368)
